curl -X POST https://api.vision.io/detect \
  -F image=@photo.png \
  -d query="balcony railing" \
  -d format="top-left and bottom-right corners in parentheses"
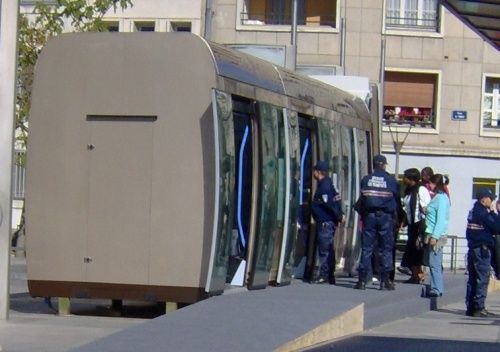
top-left (386, 15), bottom-right (439, 31)
top-left (240, 12), bottom-right (335, 27)
top-left (383, 113), bottom-right (435, 128)
top-left (483, 118), bottom-right (500, 129)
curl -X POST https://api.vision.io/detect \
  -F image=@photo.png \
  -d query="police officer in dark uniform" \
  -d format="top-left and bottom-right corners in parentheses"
top-left (311, 161), bottom-right (343, 284)
top-left (465, 188), bottom-right (500, 317)
top-left (354, 154), bottom-right (399, 290)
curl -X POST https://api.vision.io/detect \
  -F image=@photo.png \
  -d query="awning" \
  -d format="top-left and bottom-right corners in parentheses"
top-left (440, 0), bottom-right (500, 51)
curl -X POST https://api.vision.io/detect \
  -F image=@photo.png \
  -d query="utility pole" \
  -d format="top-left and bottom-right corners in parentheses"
top-left (0, 0), bottom-right (20, 320)
top-left (288, 0), bottom-right (298, 70)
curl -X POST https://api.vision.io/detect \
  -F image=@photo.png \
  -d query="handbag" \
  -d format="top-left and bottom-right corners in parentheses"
top-left (415, 220), bottom-right (427, 250)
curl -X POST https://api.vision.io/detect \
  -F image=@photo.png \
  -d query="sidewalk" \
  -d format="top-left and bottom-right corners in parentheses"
top-left (312, 291), bottom-right (500, 351)
top-left (1, 255), bottom-right (499, 352)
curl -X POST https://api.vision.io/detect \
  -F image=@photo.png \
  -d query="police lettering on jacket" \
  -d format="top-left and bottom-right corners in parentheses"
top-left (466, 201), bottom-right (500, 249)
top-left (360, 169), bottom-right (399, 213)
top-left (311, 177), bottom-right (342, 223)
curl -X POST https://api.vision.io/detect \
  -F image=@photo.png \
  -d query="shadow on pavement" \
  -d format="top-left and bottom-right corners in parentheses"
top-left (9, 292), bottom-right (174, 319)
top-left (309, 336), bottom-right (500, 352)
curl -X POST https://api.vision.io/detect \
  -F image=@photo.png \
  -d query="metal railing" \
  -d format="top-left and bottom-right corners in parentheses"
top-left (444, 235), bottom-right (468, 273)
top-left (240, 11), bottom-right (335, 27)
top-left (385, 15), bottom-right (439, 31)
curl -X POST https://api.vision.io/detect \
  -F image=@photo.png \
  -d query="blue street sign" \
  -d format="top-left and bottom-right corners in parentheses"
top-left (452, 110), bottom-right (467, 120)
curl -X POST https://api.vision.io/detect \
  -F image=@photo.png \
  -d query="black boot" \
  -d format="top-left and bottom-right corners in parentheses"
top-left (353, 280), bottom-right (366, 290)
top-left (354, 274), bottom-right (367, 290)
top-left (380, 273), bottom-right (395, 291)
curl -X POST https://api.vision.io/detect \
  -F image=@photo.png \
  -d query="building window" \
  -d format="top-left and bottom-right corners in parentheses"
top-left (385, 0), bottom-right (439, 31)
top-left (134, 21), bottom-right (155, 32)
top-left (171, 22), bottom-right (192, 32)
top-left (472, 178), bottom-right (499, 200)
top-left (103, 21), bottom-right (119, 32)
top-left (383, 70), bottom-right (439, 128)
top-left (241, 0), bottom-right (337, 27)
top-left (482, 76), bottom-right (500, 130)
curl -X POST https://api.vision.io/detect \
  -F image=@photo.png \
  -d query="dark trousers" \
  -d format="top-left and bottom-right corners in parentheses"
top-left (491, 235), bottom-right (500, 279)
top-left (317, 221), bottom-right (336, 279)
top-left (358, 212), bottom-right (394, 281)
top-left (466, 246), bottom-right (491, 311)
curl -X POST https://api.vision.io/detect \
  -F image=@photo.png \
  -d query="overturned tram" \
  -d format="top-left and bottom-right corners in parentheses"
top-left (26, 33), bottom-right (378, 303)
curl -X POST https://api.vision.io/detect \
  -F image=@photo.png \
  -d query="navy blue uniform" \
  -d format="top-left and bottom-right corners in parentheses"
top-left (358, 169), bottom-right (399, 281)
top-left (465, 202), bottom-right (500, 314)
top-left (311, 176), bottom-right (342, 281)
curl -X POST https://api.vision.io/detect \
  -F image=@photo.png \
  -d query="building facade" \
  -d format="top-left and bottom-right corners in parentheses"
top-left (209, 0), bottom-right (500, 267)
top-left (20, 0), bottom-right (500, 267)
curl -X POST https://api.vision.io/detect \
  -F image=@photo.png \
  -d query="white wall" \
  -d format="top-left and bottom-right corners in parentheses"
top-left (386, 153), bottom-right (500, 268)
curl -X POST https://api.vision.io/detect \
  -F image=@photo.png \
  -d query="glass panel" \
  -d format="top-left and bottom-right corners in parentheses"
top-left (484, 95), bottom-right (493, 110)
top-left (206, 90), bottom-right (236, 293)
top-left (278, 110), bottom-right (301, 283)
top-left (249, 102), bottom-right (285, 288)
top-left (295, 122), bottom-right (313, 280)
top-left (227, 99), bottom-right (254, 285)
top-left (483, 111), bottom-right (492, 127)
top-left (344, 129), bottom-right (368, 275)
top-left (316, 117), bottom-right (343, 273)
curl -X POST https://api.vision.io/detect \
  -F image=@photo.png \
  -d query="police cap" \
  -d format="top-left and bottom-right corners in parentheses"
top-left (476, 188), bottom-right (496, 201)
top-left (313, 161), bottom-right (329, 172)
top-left (373, 154), bottom-right (387, 165)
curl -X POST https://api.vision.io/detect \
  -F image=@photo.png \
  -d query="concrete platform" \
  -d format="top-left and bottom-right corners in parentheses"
top-left (70, 273), bottom-right (469, 352)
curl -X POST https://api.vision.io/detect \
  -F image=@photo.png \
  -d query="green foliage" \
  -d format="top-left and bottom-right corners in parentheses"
top-left (16, 0), bottom-right (133, 164)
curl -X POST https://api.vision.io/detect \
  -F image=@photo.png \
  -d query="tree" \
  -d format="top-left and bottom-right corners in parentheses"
top-left (16, 0), bottom-right (133, 161)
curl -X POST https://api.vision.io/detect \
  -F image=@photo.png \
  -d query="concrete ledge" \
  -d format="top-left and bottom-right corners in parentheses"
top-left (276, 303), bottom-right (363, 352)
top-left (488, 277), bottom-right (500, 293)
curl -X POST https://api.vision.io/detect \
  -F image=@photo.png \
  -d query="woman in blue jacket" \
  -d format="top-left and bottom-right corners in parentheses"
top-left (424, 174), bottom-right (450, 297)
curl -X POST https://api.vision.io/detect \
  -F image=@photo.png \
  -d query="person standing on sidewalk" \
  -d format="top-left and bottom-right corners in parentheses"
top-left (423, 174), bottom-right (450, 297)
top-left (310, 161), bottom-right (343, 284)
top-left (465, 188), bottom-right (500, 317)
top-left (354, 154), bottom-right (400, 290)
top-left (401, 168), bottom-right (431, 284)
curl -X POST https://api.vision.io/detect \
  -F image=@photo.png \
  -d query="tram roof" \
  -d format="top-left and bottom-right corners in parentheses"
top-left (204, 37), bottom-right (370, 118)
top-left (38, 33), bottom-right (370, 119)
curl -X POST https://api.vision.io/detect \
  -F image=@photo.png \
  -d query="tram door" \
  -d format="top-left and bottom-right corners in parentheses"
top-left (247, 102), bottom-right (287, 289)
top-left (295, 116), bottom-right (316, 280)
top-left (224, 97), bottom-right (255, 286)
top-left (275, 109), bottom-right (301, 285)
top-left (316, 118), bottom-right (344, 273)
top-left (206, 90), bottom-right (236, 294)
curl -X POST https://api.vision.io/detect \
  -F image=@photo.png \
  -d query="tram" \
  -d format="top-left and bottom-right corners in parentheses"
top-left (26, 33), bottom-right (378, 303)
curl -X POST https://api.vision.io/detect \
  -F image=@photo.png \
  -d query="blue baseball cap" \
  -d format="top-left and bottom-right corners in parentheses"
top-left (476, 188), bottom-right (496, 200)
top-left (373, 154), bottom-right (387, 165)
top-left (313, 161), bottom-right (329, 172)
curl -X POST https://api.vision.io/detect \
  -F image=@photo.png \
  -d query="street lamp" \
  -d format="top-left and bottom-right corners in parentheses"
top-left (387, 123), bottom-right (412, 180)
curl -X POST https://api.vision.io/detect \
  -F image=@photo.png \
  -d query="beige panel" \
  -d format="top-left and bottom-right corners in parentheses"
top-left (85, 120), bottom-right (152, 284)
top-left (422, 39), bottom-right (444, 61)
top-left (401, 37), bottom-right (423, 60)
top-left (27, 33), bottom-right (218, 291)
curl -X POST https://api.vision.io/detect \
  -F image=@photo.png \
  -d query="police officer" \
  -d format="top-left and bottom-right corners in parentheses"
top-left (354, 154), bottom-right (399, 290)
top-left (465, 188), bottom-right (500, 317)
top-left (311, 161), bottom-right (343, 284)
